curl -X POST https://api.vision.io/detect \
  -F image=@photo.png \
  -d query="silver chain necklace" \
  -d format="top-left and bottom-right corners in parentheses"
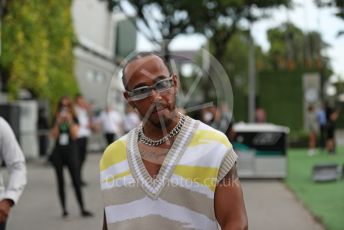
top-left (138, 113), bottom-right (186, 146)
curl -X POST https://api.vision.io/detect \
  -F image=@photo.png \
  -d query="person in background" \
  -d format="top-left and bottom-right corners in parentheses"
top-left (201, 106), bottom-right (215, 125)
top-left (210, 105), bottom-right (221, 130)
top-left (0, 117), bottom-right (27, 230)
top-left (37, 107), bottom-right (50, 158)
top-left (255, 106), bottom-right (266, 123)
top-left (74, 94), bottom-right (92, 186)
top-left (325, 103), bottom-right (339, 154)
top-left (98, 106), bottom-right (122, 145)
top-left (220, 103), bottom-right (236, 142)
top-left (306, 105), bottom-right (318, 156)
top-left (316, 103), bottom-right (327, 152)
top-left (50, 96), bottom-right (93, 218)
top-left (206, 104), bottom-right (235, 142)
top-left (123, 106), bottom-right (140, 134)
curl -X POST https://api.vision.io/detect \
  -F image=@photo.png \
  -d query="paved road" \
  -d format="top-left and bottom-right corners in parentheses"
top-left (242, 181), bottom-right (323, 230)
top-left (7, 153), bottom-right (323, 230)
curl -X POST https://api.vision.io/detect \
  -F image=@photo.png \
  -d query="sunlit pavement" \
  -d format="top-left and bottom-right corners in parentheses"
top-left (8, 153), bottom-right (323, 230)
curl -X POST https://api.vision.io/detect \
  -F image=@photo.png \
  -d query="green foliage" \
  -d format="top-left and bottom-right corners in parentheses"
top-left (209, 31), bottom-right (249, 121)
top-left (192, 0), bottom-right (291, 61)
top-left (104, 1), bottom-right (291, 121)
top-left (198, 1), bottom-right (291, 121)
top-left (1, 0), bottom-right (78, 106)
top-left (103, 0), bottom-right (199, 54)
top-left (266, 22), bottom-right (331, 75)
top-left (223, 34), bottom-right (250, 121)
top-left (258, 69), bottom-right (305, 131)
top-left (104, 0), bottom-right (290, 58)
top-left (207, 30), bottom-right (268, 121)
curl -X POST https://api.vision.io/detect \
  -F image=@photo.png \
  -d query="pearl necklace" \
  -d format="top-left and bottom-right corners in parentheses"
top-left (138, 113), bottom-right (186, 146)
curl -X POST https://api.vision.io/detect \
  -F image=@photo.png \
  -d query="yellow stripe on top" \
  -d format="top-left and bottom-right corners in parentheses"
top-left (174, 165), bottom-right (218, 192)
top-left (100, 139), bottom-right (127, 172)
top-left (188, 129), bottom-right (232, 149)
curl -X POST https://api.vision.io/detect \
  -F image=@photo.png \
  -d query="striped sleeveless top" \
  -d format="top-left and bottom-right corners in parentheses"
top-left (100, 116), bottom-right (237, 230)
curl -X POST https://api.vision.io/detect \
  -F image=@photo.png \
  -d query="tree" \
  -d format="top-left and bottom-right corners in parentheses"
top-left (103, 0), bottom-right (290, 60)
top-left (103, 0), bottom-right (291, 120)
top-left (190, 0), bottom-right (291, 116)
top-left (102, 0), bottom-right (200, 57)
top-left (189, 0), bottom-right (291, 63)
top-left (267, 23), bottom-right (304, 69)
top-left (266, 22), bottom-right (331, 73)
top-left (264, 22), bottom-right (332, 102)
top-left (0, 0), bottom-right (78, 106)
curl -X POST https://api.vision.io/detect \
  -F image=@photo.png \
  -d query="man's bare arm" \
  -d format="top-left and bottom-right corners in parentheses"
top-left (214, 163), bottom-right (248, 230)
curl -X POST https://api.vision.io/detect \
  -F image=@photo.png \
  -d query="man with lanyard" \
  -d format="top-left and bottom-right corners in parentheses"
top-left (0, 117), bottom-right (27, 229)
top-left (100, 53), bottom-right (248, 230)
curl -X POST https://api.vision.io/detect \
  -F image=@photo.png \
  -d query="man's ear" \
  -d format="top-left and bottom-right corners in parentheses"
top-left (172, 74), bottom-right (179, 92)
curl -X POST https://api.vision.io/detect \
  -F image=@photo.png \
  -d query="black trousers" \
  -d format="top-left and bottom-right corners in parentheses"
top-left (319, 125), bottom-right (326, 149)
top-left (77, 137), bottom-right (88, 181)
top-left (105, 133), bottom-right (116, 145)
top-left (51, 145), bottom-right (85, 213)
top-left (39, 135), bottom-right (48, 157)
top-left (0, 221), bottom-right (6, 230)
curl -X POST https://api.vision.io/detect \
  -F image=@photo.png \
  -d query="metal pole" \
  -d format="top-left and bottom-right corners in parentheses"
top-left (248, 27), bottom-right (256, 123)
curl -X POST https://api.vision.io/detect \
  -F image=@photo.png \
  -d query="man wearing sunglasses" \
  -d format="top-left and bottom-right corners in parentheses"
top-left (100, 52), bottom-right (248, 230)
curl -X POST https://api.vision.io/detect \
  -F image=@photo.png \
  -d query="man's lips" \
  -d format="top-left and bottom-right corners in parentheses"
top-left (152, 106), bottom-right (167, 114)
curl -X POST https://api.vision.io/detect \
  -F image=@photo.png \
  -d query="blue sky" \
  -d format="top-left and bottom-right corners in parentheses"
top-left (137, 0), bottom-right (344, 79)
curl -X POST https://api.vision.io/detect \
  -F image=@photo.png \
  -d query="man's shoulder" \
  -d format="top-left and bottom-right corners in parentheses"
top-left (0, 117), bottom-right (11, 133)
top-left (104, 134), bottom-right (128, 153)
top-left (0, 117), bottom-right (4, 135)
top-left (196, 119), bottom-right (227, 135)
top-left (0, 116), bottom-right (6, 125)
top-left (100, 133), bottom-right (129, 170)
top-left (189, 118), bottom-right (231, 148)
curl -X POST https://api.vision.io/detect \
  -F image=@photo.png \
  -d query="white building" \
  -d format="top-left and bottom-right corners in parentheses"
top-left (71, 0), bottom-right (136, 111)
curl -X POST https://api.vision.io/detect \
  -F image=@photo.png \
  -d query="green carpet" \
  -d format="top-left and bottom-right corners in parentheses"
top-left (286, 148), bottom-right (344, 230)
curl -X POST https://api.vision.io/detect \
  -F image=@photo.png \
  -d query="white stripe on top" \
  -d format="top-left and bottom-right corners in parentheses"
top-left (100, 160), bottom-right (130, 182)
top-left (105, 196), bottom-right (218, 230)
top-left (180, 144), bottom-right (229, 167)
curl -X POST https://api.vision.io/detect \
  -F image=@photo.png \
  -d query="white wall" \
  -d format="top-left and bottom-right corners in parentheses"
top-left (72, 0), bottom-right (113, 58)
top-left (71, 0), bottom-right (126, 113)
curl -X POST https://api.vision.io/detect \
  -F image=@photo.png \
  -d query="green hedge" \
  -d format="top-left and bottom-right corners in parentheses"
top-left (258, 69), bottom-right (307, 131)
top-left (232, 88), bottom-right (247, 122)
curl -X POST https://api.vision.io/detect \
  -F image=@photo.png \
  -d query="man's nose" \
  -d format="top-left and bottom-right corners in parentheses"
top-left (150, 89), bottom-right (162, 102)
